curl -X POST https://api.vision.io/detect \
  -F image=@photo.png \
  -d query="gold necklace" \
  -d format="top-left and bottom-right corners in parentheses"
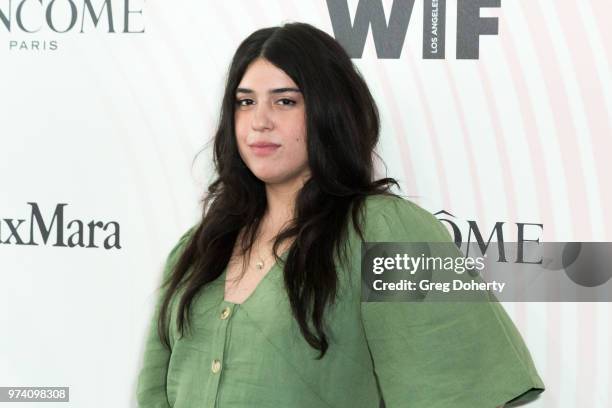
top-left (253, 238), bottom-right (267, 270)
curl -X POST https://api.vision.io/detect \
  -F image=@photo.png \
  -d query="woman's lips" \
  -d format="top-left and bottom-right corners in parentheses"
top-left (249, 144), bottom-right (280, 156)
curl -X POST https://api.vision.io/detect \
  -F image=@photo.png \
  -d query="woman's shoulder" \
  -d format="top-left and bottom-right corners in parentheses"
top-left (361, 193), bottom-right (437, 227)
top-left (363, 193), bottom-right (428, 215)
top-left (171, 223), bottom-right (198, 253)
top-left (162, 223), bottom-right (199, 276)
top-left (360, 193), bottom-right (451, 243)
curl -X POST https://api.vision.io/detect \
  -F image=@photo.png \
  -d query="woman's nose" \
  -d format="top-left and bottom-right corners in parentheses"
top-left (251, 103), bottom-right (274, 131)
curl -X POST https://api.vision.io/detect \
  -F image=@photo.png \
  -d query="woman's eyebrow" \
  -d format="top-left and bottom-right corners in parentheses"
top-left (236, 87), bottom-right (302, 94)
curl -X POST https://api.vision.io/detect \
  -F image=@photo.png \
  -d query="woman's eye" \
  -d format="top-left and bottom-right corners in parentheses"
top-left (236, 99), bottom-right (253, 106)
top-left (277, 98), bottom-right (296, 106)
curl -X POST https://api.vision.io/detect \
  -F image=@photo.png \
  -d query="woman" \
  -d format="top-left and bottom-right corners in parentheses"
top-left (136, 22), bottom-right (544, 408)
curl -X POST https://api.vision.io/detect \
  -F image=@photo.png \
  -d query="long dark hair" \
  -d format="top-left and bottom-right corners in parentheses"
top-left (158, 22), bottom-right (399, 359)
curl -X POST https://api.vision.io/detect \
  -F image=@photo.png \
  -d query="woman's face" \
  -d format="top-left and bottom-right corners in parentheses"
top-left (234, 58), bottom-right (310, 186)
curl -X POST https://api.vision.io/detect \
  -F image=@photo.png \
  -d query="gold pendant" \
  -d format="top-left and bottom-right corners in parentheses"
top-left (256, 260), bottom-right (264, 270)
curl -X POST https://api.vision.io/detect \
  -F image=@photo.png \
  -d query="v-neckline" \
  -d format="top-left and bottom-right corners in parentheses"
top-left (221, 248), bottom-right (290, 306)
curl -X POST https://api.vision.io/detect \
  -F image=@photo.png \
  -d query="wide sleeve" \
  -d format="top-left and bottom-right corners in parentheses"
top-left (359, 197), bottom-right (545, 408)
top-left (136, 225), bottom-right (196, 408)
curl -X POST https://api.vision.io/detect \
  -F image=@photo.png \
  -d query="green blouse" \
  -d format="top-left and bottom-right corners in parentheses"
top-left (136, 195), bottom-right (544, 407)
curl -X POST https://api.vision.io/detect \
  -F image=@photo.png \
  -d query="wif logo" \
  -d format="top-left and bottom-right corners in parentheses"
top-left (327, 0), bottom-right (501, 59)
top-left (0, 0), bottom-right (145, 51)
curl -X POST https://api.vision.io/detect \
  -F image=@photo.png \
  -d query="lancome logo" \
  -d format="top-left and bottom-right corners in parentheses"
top-left (1, 0), bottom-right (145, 51)
top-left (0, 202), bottom-right (121, 249)
top-left (435, 210), bottom-right (543, 263)
top-left (327, 0), bottom-right (500, 59)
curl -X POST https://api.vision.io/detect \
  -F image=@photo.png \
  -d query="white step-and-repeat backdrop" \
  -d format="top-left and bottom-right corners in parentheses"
top-left (1, 0), bottom-right (611, 407)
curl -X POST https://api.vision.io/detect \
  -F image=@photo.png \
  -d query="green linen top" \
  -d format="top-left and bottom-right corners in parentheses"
top-left (136, 195), bottom-right (545, 408)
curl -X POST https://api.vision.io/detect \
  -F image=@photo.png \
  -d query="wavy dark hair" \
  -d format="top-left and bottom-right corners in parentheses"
top-left (157, 22), bottom-right (399, 359)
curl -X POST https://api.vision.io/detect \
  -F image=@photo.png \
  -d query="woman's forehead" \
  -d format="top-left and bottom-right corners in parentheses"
top-left (236, 86), bottom-right (301, 96)
top-left (238, 59), bottom-right (298, 91)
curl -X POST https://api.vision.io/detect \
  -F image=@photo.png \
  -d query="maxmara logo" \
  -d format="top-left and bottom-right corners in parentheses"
top-left (0, 203), bottom-right (121, 249)
top-left (327, 0), bottom-right (501, 59)
top-left (0, 0), bottom-right (145, 51)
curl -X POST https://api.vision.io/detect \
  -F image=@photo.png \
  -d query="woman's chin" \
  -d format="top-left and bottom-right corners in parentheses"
top-left (253, 172), bottom-right (303, 187)
top-left (249, 164), bottom-right (309, 187)
top-left (252, 170), bottom-right (283, 184)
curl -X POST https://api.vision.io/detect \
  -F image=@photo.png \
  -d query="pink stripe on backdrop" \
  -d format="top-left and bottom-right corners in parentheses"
top-left (495, 14), bottom-right (558, 241)
top-left (494, 12), bottom-right (565, 404)
top-left (580, 7), bottom-right (612, 400)
top-left (494, 4), bottom-right (564, 407)
top-left (535, 1), bottom-right (611, 405)
top-left (476, 58), bottom-right (530, 377)
top-left (590, 0), bottom-right (612, 217)
top-left (372, 61), bottom-right (419, 198)
top-left (517, 1), bottom-right (579, 405)
top-left (442, 63), bottom-right (487, 224)
top-left (404, 54), bottom-right (453, 211)
top-left (555, 2), bottom-right (612, 240)
top-left (578, 302), bottom-right (599, 406)
top-left (517, 2), bottom-right (593, 241)
top-left (516, 0), bottom-right (606, 405)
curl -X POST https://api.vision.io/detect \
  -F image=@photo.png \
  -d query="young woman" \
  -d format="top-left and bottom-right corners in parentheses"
top-left (136, 22), bottom-right (544, 408)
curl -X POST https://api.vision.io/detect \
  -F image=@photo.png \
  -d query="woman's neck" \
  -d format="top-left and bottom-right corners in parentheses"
top-left (263, 171), bottom-right (310, 232)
